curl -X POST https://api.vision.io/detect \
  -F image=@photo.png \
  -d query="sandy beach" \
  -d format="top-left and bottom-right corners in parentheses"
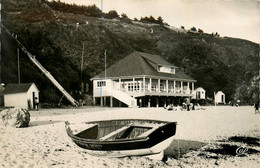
top-left (0, 106), bottom-right (259, 168)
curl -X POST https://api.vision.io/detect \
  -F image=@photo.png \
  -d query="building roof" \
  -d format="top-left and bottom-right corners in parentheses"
top-left (216, 91), bottom-right (225, 95)
top-left (195, 87), bottom-right (206, 92)
top-left (4, 83), bottom-right (38, 94)
top-left (92, 51), bottom-right (195, 81)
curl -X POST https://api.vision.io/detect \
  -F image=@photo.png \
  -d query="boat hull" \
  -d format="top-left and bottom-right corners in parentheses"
top-left (65, 119), bottom-right (177, 159)
top-left (75, 136), bottom-right (174, 160)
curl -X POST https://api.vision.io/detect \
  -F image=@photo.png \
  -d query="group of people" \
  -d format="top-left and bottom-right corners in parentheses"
top-left (164, 103), bottom-right (199, 111)
top-left (182, 102), bottom-right (195, 111)
top-left (164, 104), bottom-right (181, 111)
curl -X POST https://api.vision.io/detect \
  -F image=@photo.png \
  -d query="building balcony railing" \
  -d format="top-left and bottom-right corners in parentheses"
top-left (120, 87), bottom-right (192, 95)
top-left (113, 81), bottom-right (193, 96)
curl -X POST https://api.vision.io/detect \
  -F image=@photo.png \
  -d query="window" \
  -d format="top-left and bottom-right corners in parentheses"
top-left (171, 67), bottom-right (175, 74)
top-left (158, 65), bottom-right (162, 72)
top-left (151, 84), bottom-right (157, 91)
top-left (157, 65), bottom-right (175, 74)
top-left (134, 83), bottom-right (140, 91)
top-left (128, 83), bottom-right (133, 91)
top-left (97, 81), bottom-right (106, 87)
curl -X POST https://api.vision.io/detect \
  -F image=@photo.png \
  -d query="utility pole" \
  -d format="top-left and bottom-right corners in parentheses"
top-left (81, 42), bottom-right (84, 81)
top-left (104, 49), bottom-right (107, 79)
top-left (17, 48), bottom-right (20, 84)
top-left (214, 92), bottom-right (216, 106)
top-left (81, 42), bottom-right (84, 93)
top-left (0, 3), bottom-right (2, 83)
top-left (101, 0), bottom-right (103, 18)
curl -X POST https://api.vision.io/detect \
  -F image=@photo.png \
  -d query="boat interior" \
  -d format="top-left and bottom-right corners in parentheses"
top-left (74, 120), bottom-right (166, 141)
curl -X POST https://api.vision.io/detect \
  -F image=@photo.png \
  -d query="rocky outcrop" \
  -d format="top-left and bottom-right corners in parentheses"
top-left (0, 107), bottom-right (30, 128)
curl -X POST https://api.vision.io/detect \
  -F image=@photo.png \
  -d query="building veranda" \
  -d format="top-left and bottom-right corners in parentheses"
top-left (91, 51), bottom-right (196, 108)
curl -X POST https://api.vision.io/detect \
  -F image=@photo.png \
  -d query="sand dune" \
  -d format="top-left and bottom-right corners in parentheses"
top-left (0, 106), bottom-right (259, 167)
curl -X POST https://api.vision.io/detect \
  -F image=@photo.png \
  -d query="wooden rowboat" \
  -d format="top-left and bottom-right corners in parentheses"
top-left (65, 119), bottom-right (177, 160)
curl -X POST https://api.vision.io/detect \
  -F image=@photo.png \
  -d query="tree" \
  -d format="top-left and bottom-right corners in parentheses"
top-left (140, 16), bottom-right (160, 24)
top-left (157, 16), bottom-right (163, 25)
top-left (190, 27), bottom-right (197, 32)
top-left (121, 13), bottom-right (129, 19)
top-left (198, 28), bottom-right (204, 33)
top-left (140, 16), bottom-right (149, 23)
top-left (106, 10), bottom-right (119, 19)
top-left (149, 16), bottom-right (156, 23)
top-left (85, 4), bottom-right (101, 17)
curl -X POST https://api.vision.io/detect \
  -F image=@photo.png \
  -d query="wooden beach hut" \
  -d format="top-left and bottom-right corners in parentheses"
top-left (215, 91), bottom-right (225, 105)
top-left (4, 83), bottom-right (39, 110)
top-left (192, 87), bottom-right (206, 100)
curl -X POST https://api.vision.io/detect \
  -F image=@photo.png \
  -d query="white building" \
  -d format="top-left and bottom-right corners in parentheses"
top-left (4, 83), bottom-right (39, 110)
top-left (91, 51), bottom-right (196, 108)
top-left (192, 87), bottom-right (206, 99)
top-left (0, 83), bottom-right (4, 106)
top-left (215, 91), bottom-right (225, 105)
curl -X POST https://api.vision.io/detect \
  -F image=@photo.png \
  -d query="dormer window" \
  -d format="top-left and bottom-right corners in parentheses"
top-left (171, 67), bottom-right (175, 74)
top-left (158, 65), bottom-right (175, 74)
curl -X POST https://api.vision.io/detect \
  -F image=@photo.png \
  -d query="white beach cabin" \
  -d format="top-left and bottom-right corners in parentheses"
top-left (4, 83), bottom-right (40, 110)
top-left (215, 91), bottom-right (225, 105)
top-left (192, 87), bottom-right (206, 99)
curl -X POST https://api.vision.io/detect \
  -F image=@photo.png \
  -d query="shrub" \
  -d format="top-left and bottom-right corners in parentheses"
top-left (106, 10), bottom-right (119, 19)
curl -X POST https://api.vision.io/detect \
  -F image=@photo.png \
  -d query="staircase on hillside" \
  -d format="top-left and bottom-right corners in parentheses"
top-left (0, 23), bottom-right (78, 106)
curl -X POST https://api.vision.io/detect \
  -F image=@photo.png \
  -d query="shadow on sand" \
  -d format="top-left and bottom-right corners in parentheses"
top-left (198, 136), bottom-right (260, 159)
top-left (165, 139), bottom-right (207, 159)
top-left (203, 143), bottom-right (259, 157)
top-left (227, 136), bottom-right (260, 146)
top-left (29, 120), bottom-right (63, 127)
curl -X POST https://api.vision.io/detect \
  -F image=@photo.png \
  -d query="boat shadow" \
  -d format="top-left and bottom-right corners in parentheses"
top-left (165, 139), bottom-right (207, 159)
top-left (29, 120), bottom-right (63, 127)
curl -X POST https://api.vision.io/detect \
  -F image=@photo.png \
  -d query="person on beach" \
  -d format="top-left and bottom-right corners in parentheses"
top-left (190, 103), bottom-right (195, 110)
top-left (34, 97), bottom-right (39, 111)
top-left (187, 103), bottom-right (190, 111)
top-left (255, 102), bottom-right (259, 114)
top-left (182, 102), bottom-right (186, 110)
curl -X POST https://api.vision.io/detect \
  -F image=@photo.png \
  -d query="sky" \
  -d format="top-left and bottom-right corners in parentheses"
top-left (60, 0), bottom-right (259, 43)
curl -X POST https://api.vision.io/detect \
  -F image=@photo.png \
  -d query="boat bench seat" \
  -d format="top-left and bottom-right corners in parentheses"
top-left (130, 123), bottom-right (164, 138)
top-left (137, 127), bottom-right (159, 138)
top-left (100, 124), bottom-right (133, 141)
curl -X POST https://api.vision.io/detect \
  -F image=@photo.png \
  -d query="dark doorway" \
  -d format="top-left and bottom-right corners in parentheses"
top-left (32, 92), bottom-right (35, 109)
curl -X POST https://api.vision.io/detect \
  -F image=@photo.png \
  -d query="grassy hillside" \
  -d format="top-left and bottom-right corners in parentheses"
top-left (1, 0), bottom-right (259, 105)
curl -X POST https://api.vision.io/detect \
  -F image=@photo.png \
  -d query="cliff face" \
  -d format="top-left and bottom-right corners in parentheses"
top-left (1, 0), bottom-right (259, 104)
